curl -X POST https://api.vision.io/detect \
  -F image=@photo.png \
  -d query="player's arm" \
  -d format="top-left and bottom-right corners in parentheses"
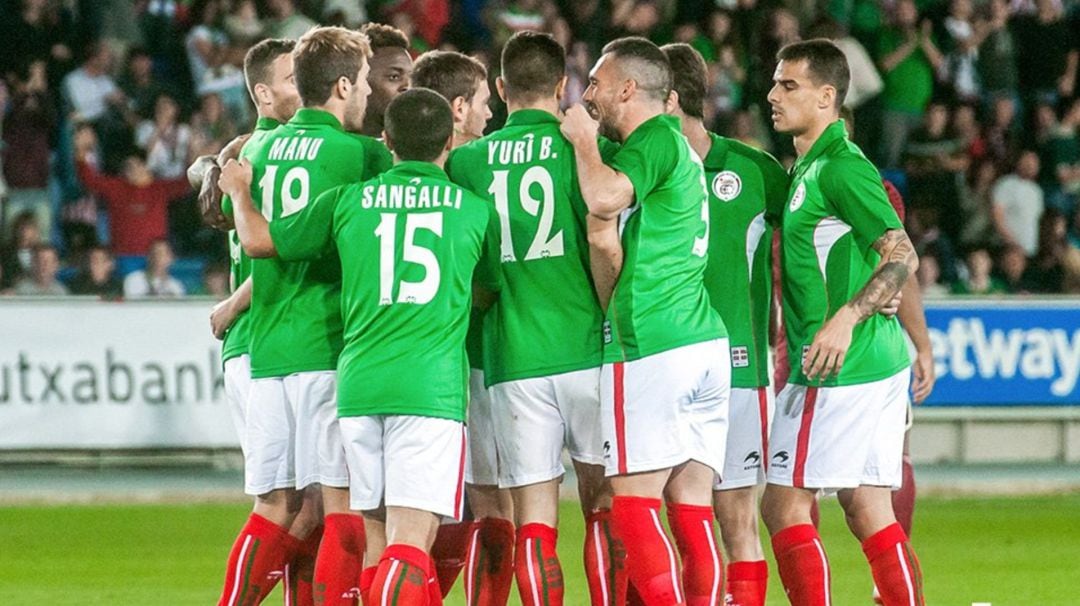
top-left (560, 105), bottom-right (634, 220)
top-left (210, 276), bottom-right (252, 340)
top-left (587, 214), bottom-right (622, 311)
top-left (897, 274), bottom-right (936, 403)
top-left (218, 158), bottom-right (277, 258)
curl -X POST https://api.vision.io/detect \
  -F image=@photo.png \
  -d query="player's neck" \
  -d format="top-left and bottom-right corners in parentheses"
top-left (793, 115), bottom-right (836, 157)
top-left (680, 116), bottom-right (712, 160)
top-left (617, 102), bottom-right (665, 141)
top-left (506, 98), bottom-right (560, 117)
top-left (304, 102), bottom-right (347, 129)
top-left (452, 127), bottom-right (477, 149)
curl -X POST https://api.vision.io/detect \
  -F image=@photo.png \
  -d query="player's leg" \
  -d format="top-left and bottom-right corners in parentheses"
top-left (342, 415), bottom-right (386, 606)
top-left (463, 484), bottom-right (516, 605)
top-left (284, 486), bottom-right (324, 606)
top-left (874, 407), bottom-right (916, 605)
top-left (714, 387), bottom-right (771, 606)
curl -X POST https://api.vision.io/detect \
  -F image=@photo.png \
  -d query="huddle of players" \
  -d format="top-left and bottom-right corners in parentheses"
top-left (195, 20), bottom-right (925, 606)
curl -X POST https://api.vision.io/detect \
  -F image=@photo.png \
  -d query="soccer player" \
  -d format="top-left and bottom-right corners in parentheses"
top-left (762, 39), bottom-right (924, 606)
top-left (561, 37), bottom-right (730, 606)
top-left (221, 26), bottom-right (379, 606)
top-left (411, 49), bottom-right (510, 603)
top-left (446, 31), bottom-right (615, 606)
top-left (358, 22), bottom-right (413, 138)
top-left (221, 86), bottom-right (495, 606)
top-left (661, 42), bottom-right (789, 606)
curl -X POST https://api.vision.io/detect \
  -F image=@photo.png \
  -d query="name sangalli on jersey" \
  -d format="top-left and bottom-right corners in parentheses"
top-left (361, 182), bottom-right (463, 210)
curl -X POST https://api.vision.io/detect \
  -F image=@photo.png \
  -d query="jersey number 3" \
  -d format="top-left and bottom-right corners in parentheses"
top-left (488, 167), bottom-right (565, 262)
top-left (375, 213), bottom-right (443, 306)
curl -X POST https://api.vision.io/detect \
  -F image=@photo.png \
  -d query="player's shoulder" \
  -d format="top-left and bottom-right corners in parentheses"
top-left (817, 144), bottom-right (877, 184)
top-left (715, 135), bottom-right (786, 177)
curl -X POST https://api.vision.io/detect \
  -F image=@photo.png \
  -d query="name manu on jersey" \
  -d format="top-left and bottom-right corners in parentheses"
top-left (267, 134), bottom-right (325, 162)
top-left (487, 134), bottom-right (558, 166)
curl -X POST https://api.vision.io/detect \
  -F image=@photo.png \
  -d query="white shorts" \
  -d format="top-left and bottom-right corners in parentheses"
top-left (244, 371), bottom-right (348, 495)
top-left (490, 367), bottom-right (604, 488)
top-left (714, 386), bottom-right (772, 491)
top-left (341, 415), bottom-right (468, 520)
top-left (767, 370), bottom-right (909, 493)
top-left (600, 339), bottom-right (730, 477)
top-left (224, 355), bottom-right (252, 454)
top-left (465, 370), bottom-right (499, 486)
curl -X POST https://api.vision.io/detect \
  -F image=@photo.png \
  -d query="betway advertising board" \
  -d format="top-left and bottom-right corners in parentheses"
top-left (923, 299), bottom-right (1080, 406)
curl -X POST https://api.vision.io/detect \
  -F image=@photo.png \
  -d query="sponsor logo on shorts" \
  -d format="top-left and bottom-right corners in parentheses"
top-left (603, 440), bottom-right (611, 460)
top-left (743, 450), bottom-right (761, 470)
top-left (731, 346), bottom-right (750, 368)
top-left (771, 450), bottom-right (790, 469)
top-left (711, 171), bottom-right (742, 201)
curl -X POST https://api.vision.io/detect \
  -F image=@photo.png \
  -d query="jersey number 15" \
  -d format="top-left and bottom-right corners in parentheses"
top-left (375, 213), bottom-right (443, 306)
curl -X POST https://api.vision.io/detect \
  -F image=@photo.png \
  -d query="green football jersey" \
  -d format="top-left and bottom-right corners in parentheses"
top-left (782, 119), bottom-right (910, 386)
top-left (447, 109), bottom-right (605, 385)
top-left (605, 114), bottom-right (726, 363)
top-left (221, 117), bottom-right (279, 364)
top-left (244, 108), bottom-right (371, 379)
top-left (269, 161), bottom-right (496, 421)
top-left (702, 133), bottom-right (788, 388)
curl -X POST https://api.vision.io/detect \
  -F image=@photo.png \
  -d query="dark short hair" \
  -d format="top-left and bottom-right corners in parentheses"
top-left (777, 39), bottom-right (850, 108)
top-left (360, 22), bottom-right (410, 52)
top-left (660, 43), bottom-right (707, 120)
top-left (293, 26), bottom-right (373, 106)
top-left (601, 36), bottom-right (672, 101)
top-left (385, 88), bottom-right (454, 162)
top-left (501, 31), bottom-right (565, 102)
top-left (411, 51), bottom-right (487, 103)
top-left (243, 38), bottom-right (297, 99)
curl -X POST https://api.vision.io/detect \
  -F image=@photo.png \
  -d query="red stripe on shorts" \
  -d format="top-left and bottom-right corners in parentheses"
top-left (793, 387), bottom-right (818, 488)
top-left (757, 387), bottom-right (769, 463)
top-left (454, 425), bottom-right (467, 519)
top-left (613, 362), bottom-right (628, 475)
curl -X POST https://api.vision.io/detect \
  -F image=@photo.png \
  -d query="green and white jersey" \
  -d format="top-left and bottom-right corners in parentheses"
top-left (702, 133), bottom-right (788, 388)
top-left (269, 161), bottom-right (496, 421)
top-left (244, 108), bottom-right (372, 379)
top-left (221, 117), bottom-right (279, 364)
top-left (605, 114), bottom-right (726, 363)
top-left (782, 119), bottom-right (910, 386)
top-left (447, 109), bottom-right (605, 385)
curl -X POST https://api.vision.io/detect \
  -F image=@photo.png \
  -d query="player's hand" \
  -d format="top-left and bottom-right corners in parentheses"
top-left (560, 104), bottom-right (599, 146)
top-left (910, 348), bottom-right (936, 404)
top-left (880, 289), bottom-right (903, 317)
top-left (803, 306), bottom-right (857, 382)
top-left (199, 163), bottom-right (234, 231)
top-left (210, 296), bottom-right (240, 340)
top-left (218, 158), bottom-right (252, 199)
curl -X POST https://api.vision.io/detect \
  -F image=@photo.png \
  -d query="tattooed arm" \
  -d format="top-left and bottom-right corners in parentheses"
top-left (803, 229), bottom-right (919, 381)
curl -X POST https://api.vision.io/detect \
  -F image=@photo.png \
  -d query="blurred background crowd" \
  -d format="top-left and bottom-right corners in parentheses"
top-left (1, 0), bottom-right (1079, 300)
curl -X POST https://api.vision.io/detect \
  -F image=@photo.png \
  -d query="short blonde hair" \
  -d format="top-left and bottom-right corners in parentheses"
top-left (293, 26), bottom-right (373, 106)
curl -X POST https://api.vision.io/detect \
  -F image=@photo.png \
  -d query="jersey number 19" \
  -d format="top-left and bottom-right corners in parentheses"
top-left (488, 167), bottom-right (564, 263)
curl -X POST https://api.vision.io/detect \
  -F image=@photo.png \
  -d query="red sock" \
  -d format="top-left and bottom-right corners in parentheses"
top-left (359, 566), bottom-right (378, 606)
top-left (371, 544), bottom-right (431, 606)
top-left (217, 513), bottom-right (294, 606)
top-left (431, 521), bottom-right (471, 597)
top-left (286, 525), bottom-right (322, 606)
top-left (666, 504), bottom-right (723, 606)
top-left (514, 523), bottom-right (564, 606)
top-left (611, 496), bottom-right (685, 605)
top-left (425, 553), bottom-right (444, 606)
top-left (770, 524), bottom-right (830, 606)
top-left (725, 561), bottom-right (767, 606)
top-left (314, 513), bottom-right (366, 605)
top-left (892, 456), bottom-right (916, 537)
top-left (584, 510), bottom-right (629, 606)
top-left (626, 583), bottom-right (647, 606)
top-left (464, 517), bottom-right (515, 606)
top-left (862, 523), bottom-right (925, 606)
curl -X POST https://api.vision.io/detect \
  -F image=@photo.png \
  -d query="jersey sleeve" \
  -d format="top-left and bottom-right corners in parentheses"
top-left (474, 201), bottom-right (502, 292)
top-left (820, 157), bottom-right (902, 250)
top-left (608, 129), bottom-right (677, 204)
top-left (754, 150), bottom-right (790, 227)
top-left (361, 137), bottom-right (393, 179)
top-left (269, 185), bottom-right (342, 261)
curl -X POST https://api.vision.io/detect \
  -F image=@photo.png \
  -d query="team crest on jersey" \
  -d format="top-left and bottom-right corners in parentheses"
top-left (789, 182), bottom-right (807, 212)
top-left (711, 171), bottom-right (742, 201)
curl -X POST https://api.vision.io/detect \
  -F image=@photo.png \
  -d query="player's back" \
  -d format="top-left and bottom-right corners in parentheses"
top-left (329, 161), bottom-right (494, 421)
top-left (448, 109), bottom-right (604, 384)
top-left (246, 108), bottom-right (368, 379)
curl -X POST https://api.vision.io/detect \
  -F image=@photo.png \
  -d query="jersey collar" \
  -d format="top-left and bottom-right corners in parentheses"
top-left (387, 160), bottom-right (449, 180)
top-left (254, 116), bottom-right (281, 131)
top-left (504, 108), bottom-right (560, 128)
top-left (793, 118), bottom-right (846, 173)
top-left (703, 132), bottom-right (731, 171)
top-left (289, 108), bottom-right (344, 131)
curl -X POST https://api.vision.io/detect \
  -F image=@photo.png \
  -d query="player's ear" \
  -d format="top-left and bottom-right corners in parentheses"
top-left (555, 75), bottom-right (568, 103)
top-left (450, 96), bottom-right (469, 125)
top-left (620, 78), bottom-right (635, 102)
top-left (818, 85), bottom-right (835, 111)
top-left (665, 89), bottom-right (680, 115)
top-left (335, 75), bottom-right (352, 101)
top-left (383, 131), bottom-right (394, 152)
top-left (253, 82), bottom-right (271, 107)
top-left (443, 133), bottom-right (453, 152)
top-left (495, 76), bottom-right (508, 103)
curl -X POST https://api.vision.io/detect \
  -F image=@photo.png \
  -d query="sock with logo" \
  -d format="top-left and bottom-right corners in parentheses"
top-left (771, 524), bottom-right (830, 606)
top-left (286, 525), bottom-right (323, 606)
top-left (217, 513), bottom-right (294, 606)
top-left (583, 509), bottom-right (630, 606)
top-left (431, 520), bottom-right (472, 597)
top-left (667, 503), bottom-right (723, 606)
top-left (371, 544), bottom-right (431, 606)
top-left (514, 523), bottom-right (564, 606)
top-left (611, 496), bottom-right (685, 605)
top-left (464, 517), bottom-right (515, 606)
top-left (862, 523), bottom-right (925, 606)
top-left (313, 513), bottom-right (366, 605)
top-left (725, 561), bottom-right (767, 606)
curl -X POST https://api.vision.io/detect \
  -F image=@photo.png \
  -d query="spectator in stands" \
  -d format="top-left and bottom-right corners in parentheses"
top-left (198, 259), bottom-right (229, 298)
top-left (877, 0), bottom-right (945, 168)
top-left (943, 0), bottom-right (981, 102)
top-left (1013, 0), bottom-right (1077, 106)
top-left (74, 125), bottom-right (191, 256)
top-left (953, 102), bottom-right (987, 161)
top-left (984, 95), bottom-right (1023, 171)
top-left (13, 243), bottom-right (67, 296)
top-left (264, 0), bottom-right (318, 40)
top-left (992, 149), bottom-right (1045, 256)
top-left (0, 0), bottom-right (74, 84)
top-left (62, 41), bottom-right (124, 123)
top-left (959, 159), bottom-right (1003, 250)
top-left (69, 244), bottom-right (123, 299)
top-left (916, 249), bottom-right (951, 297)
top-left (953, 248), bottom-right (1009, 294)
top-left (1040, 98), bottom-right (1080, 217)
top-left (905, 100), bottom-right (968, 244)
top-left (224, 0), bottom-right (264, 47)
top-left (185, 0), bottom-right (230, 91)
top-left (1025, 208), bottom-right (1080, 292)
top-left (119, 46), bottom-right (170, 120)
top-left (123, 238), bottom-right (185, 298)
top-left (2, 59), bottom-right (55, 238)
top-left (1, 210), bottom-right (43, 289)
top-left (999, 244), bottom-right (1033, 292)
top-left (975, 0), bottom-right (1019, 107)
top-left (189, 93), bottom-right (240, 158)
top-left (136, 93), bottom-right (192, 179)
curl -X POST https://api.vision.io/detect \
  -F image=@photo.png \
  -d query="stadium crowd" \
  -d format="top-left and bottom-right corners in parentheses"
top-left (1, 0), bottom-right (1080, 298)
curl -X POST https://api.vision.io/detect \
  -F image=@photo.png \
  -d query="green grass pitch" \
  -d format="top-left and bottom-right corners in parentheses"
top-left (2, 494), bottom-right (1077, 605)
